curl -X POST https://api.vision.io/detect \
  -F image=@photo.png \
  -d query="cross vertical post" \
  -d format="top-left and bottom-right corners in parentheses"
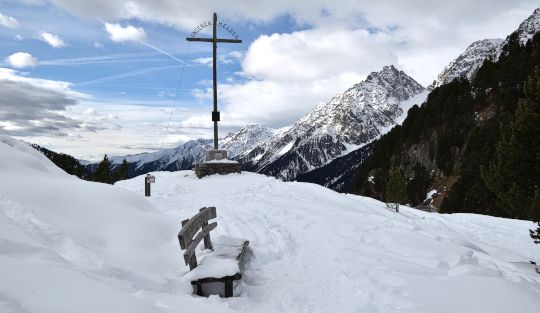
top-left (187, 13), bottom-right (242, 150)
top-left (212, 13), bottom-right (218, 149)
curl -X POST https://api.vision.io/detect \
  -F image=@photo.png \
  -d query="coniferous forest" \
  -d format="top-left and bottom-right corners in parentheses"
top-left (352, 32), bottom-right (540, 236)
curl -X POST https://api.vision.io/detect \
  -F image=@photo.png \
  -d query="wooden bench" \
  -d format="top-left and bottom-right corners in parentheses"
top-left (178, 207), bottom-right (249, 297)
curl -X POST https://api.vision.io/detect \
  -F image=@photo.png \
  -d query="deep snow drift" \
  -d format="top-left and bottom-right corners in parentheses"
top-left (1, 137), bottom-right (540, 313)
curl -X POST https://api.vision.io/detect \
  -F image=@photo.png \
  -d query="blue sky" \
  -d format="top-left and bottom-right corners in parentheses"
top-left (0, 0), bottom-right (538, 159)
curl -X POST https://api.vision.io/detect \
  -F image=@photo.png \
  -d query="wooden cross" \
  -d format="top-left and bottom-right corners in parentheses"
top-left (187, 13), bottom-right (242, 150)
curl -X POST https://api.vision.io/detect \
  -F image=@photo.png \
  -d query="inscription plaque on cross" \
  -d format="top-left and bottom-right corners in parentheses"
top-left (187, 13), bottom-right (242, 152)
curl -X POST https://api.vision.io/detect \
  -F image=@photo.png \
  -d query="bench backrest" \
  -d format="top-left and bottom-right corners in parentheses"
top-left (178, 207), bottom-right (217, 270)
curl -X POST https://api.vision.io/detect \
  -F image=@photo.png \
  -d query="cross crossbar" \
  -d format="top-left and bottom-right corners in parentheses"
top-left (186, 37), bottom-right (242, 43)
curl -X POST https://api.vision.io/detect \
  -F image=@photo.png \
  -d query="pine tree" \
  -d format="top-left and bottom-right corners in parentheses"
top-left (482, 68), bottom-right (540, 220)
top-left (115, 159), bottom-right (129, 182)
top-left (386, 168), bottom-right (407, 212)
top-left (93, 154), bottom-right (112, 184)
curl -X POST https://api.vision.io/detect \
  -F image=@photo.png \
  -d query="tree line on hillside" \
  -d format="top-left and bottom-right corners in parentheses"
top-left (351, 32), bottom-right (540, 243)
top-left (31, 144), bottom-right (129, 184)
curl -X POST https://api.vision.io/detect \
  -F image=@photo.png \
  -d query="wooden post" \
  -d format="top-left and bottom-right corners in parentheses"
top-left (212, 12), bottom-right (218, 150)
top-left (144, 174), bottom-right (150, 197)
top-left (199, 207), bottom-right (213, 250)
top-left (224, 279), bottom-right (233, 298)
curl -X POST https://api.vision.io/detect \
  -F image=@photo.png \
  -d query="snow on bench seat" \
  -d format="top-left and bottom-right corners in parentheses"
top-left (178, 207), bottom-right (249, 297)
top-left (185, 236), bottom-right (249, 281)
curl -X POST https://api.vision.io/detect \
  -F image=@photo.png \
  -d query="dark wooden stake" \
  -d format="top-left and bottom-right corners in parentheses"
top-left (224, 279), bottom-right (233, 298)
top-left (144, 175), bottom-right (150, 197)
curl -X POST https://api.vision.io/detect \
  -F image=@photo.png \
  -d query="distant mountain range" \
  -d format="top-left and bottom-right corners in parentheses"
top-left (86, 65), bottom-right (427, 181)
top-left (49, 8), bottom-right (540, 200)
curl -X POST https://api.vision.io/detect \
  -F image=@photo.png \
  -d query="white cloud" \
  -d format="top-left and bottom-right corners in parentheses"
top-left (15, 34), bottom-right (23, 41)
top-left (193, 51), bottom-right (244, 67)
top-left (242, 28), bottom-right (396, 82)
top-left (0, 67), bottom-right (91, 137)
top-left (0, 13), bottom-right (19, 28)
top-left (39, 31), bottom-right (66, 48)
top-left (104, 22), bottom-right (146, 42)
top-left (93, 42), bottom-right (104, 48)
top-left (5, 52), bottom-right (39, 68)
top-left (49, 1), bottom-right (539, 84)
top-left (195, 27), bottom-right (397, 128)
top-left (193, 57), bottom-right (212, 66)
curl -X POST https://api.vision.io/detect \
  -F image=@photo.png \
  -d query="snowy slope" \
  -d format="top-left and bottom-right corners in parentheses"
top-left (118, 171), bottom-right (540, 313)
top-left (2, 136), bottom-right (540, 312)
top-left (240, 65), bottom-right (426, 180)
top-left (0, 137), bottom-right (225, 313)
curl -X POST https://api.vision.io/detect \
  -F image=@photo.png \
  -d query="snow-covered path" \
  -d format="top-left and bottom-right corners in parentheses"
top-left (118, 171), bottom-right (540, 313)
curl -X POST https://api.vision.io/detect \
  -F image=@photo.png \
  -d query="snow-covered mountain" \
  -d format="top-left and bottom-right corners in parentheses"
top-left (510, 7), bottom-right (540, 46)
top-left (238, 65), bottom-right (426, 180)
top-left (219, 124), bottom-right (277, 158)
top-left (91, 124), bottom-right (276, 176)
top-left (434, 39), bottom-right (503, 87)
top-left (435, 8), bottom-right (540, 87)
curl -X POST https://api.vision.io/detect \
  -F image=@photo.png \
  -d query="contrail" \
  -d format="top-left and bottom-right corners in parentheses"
top-left (142, 42), bottom-right (187, 64)
top-left (75, 65), bottom-right (181, 86)
top-left (40, 52), bottom-right (162, 65)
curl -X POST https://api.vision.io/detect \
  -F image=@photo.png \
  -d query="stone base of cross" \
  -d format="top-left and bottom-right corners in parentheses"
top-left (195, 150), bottom-right (241, 178)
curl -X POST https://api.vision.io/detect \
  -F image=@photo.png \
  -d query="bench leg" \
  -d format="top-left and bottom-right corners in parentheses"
top-left (224, 279), bottom-right (233, 298)
top-left (196, 282), bottom-right (203, 296)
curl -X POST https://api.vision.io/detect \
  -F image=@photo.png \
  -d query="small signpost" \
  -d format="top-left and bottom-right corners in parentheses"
top-left (145, 174), bottom-right (155, 197)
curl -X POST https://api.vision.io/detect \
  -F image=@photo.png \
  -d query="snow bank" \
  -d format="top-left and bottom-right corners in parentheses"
top-left (2, 136), bottom-right (540, 313)
top-left (0, 137), bottom-right (228, 313)
top-left (118, 171), bottom-right (540, 313)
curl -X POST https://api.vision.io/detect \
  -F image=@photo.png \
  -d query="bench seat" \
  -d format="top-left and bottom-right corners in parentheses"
top-left (186, 236), bottom-right (249, 297)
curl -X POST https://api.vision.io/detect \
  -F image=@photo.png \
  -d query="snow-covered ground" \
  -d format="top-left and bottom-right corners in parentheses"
top-left (1, 137), bottom-right (540, 313)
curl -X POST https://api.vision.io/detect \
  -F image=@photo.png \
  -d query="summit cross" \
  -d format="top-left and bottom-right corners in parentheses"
top-left (186, 13), bottom-right (242, 150)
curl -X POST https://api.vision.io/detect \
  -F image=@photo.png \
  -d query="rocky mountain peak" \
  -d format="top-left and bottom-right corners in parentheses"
top-left (514, 7), bottom-right (540, 45)
top-left (435, 38), bottom-right (503, 87)
top-left (237, 65), bottom-right (426, 180)
top-left (435, 7), bottom-right (540, 88)
top-left (220, 124), bottom-right (276, 157)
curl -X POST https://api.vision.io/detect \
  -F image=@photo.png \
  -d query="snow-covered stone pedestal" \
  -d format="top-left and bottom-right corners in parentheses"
top-left (195, 150), bottom-right (241, 178)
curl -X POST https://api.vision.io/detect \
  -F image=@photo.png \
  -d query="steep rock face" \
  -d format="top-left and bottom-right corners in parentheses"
top-left (239, 65), bottom-right (426, 180)
top-left (435, 39), bottom-right (503, 87)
